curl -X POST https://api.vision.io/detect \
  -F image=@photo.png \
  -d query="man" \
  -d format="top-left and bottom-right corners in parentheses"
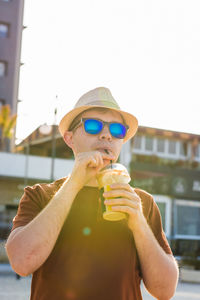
top-left (6, 87), bottom-right (178, 300)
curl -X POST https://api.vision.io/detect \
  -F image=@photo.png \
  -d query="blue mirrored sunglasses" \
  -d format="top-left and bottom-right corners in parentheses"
top-left (72, 118), bottom-right (129, 139)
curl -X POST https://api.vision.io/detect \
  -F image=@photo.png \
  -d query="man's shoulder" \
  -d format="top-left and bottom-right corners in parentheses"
top-left (24, 176), bottom-right (68, 198)
top-left (134, 187), bottom-right (154, 218)
top-left (134, 187), bottom-right (153, 202)
top-left (40, 176), bottom-right (68, 190)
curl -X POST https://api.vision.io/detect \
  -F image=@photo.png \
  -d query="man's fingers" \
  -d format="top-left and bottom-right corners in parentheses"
top-left (102, 153), bottom-right (115, 161)
top-left (98, 155), bottom-right (104, 167)
top-left (109, 183), bottom-right (136, 194)
top-left (88, 158), bottom-right (96, 167)
top-left (88, 153), bottom-right (103, 168)
top-left (86, 151), bottom-right (114, 169)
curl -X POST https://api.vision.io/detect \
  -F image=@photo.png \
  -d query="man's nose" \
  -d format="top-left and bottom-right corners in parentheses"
top-left (98, 125), bottom-right (112, 141)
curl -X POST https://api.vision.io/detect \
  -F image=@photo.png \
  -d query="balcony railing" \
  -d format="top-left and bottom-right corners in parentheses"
top-left (0, 152), bottom-right (74, 180)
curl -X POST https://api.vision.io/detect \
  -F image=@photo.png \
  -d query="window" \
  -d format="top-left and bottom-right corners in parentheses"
top-left (168, 140), bottom-right (176, 154)
top-left (175, 200), bottom-right (200, 238)
top-left (133, 135), bottom-right (142, 150)
top-left (0, 61), bottom-right (7, 77)
top-left (153, 195), bottom-right (171, 237)
top-left (157, 202), bottom-right (166, 228)
top-left (180, 141), bottom-right (188, 156)
top-left (195, 143), bottom-right (200, 158)
top-left (145, 136), bottom-right (153, 151)
top-left (0, 99), bottom-right (5, 105)
top-left (157, 138), bottom-right (165, 153)
top-left (0, 23), bottom-right (9, 38)
top-left (0, 205), bottom-right (17, 241)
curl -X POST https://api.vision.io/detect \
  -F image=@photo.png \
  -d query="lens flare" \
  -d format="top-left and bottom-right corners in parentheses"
top-left (82, 227), bottom-right (91, 236)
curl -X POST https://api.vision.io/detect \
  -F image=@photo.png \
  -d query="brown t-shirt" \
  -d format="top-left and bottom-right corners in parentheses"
top-left (12, 177), bottom-right (172, 300)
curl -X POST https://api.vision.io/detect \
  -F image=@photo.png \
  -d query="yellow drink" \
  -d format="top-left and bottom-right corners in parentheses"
top-left (96, 163), bottom-right (131, 221)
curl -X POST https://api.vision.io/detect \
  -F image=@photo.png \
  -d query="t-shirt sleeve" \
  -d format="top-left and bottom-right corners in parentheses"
top-left (11, 177), bottom-right (68, 232)
top-left (11, 185), bottom-right (43, 232)
top-left (147, 195), bottom-right (172, 255)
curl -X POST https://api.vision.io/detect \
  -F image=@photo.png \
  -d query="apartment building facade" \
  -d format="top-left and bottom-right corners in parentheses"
top-left (0, 0), bottom-right (24, 150)
top-left (129, 126), bottom-right (200, 258)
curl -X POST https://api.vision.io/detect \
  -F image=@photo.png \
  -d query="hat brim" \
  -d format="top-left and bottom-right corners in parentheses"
top-left (58, 105), bottom-right (138, 143)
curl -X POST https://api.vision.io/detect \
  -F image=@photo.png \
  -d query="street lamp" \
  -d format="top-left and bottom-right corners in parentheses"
top-left (39, 106), bottom-right (57, 182)
top-left (51, 107), bottom-right (57, 181)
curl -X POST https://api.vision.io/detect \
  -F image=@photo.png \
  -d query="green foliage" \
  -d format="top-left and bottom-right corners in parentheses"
top-left (181, 252), bottom-right (200, 270)
top-left (132, 153), bottom-right (199, 169)
top-left (0, 105), bottom-right (17, 150)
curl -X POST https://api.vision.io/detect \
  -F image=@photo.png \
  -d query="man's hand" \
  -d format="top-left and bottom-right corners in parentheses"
top-left (104, 183), bottom-right (179, 299)
top-left (70, 151), bottom-right (115, 189)
top-left (103, 183), bottom-right (145, 231)
top-left (102, 183), bottom-right (179, 299)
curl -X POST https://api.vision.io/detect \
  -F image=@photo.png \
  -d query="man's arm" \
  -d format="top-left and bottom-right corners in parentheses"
top-left (132, 215), bottom-right (178, 300)
top-left (6, 178), bottom-right (80, 276)
top-left (6, 150), bottom-right (113, 277)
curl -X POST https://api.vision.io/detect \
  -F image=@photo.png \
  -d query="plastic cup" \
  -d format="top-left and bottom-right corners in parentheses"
top-left (96, 163), bottom-right (131, 221)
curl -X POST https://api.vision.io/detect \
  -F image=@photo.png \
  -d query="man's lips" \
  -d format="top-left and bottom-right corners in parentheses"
top-left (95, 147), bottom-right (113, 155)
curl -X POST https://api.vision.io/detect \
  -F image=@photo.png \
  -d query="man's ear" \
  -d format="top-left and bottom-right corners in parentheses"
top-left (63, 131), bottom-right (74, 149)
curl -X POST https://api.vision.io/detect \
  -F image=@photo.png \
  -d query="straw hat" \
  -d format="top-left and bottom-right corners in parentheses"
top-left (58, 87), bottom-right (138, 143)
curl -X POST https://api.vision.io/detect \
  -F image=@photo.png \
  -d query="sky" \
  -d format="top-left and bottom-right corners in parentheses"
top-left (16, 0), bottom-right (200, 143)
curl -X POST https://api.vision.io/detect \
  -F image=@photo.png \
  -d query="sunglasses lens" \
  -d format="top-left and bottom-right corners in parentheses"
top-left (84, 119), bottom-right (103, 134)
top-left (110, 123), bottom-right (127, 139)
